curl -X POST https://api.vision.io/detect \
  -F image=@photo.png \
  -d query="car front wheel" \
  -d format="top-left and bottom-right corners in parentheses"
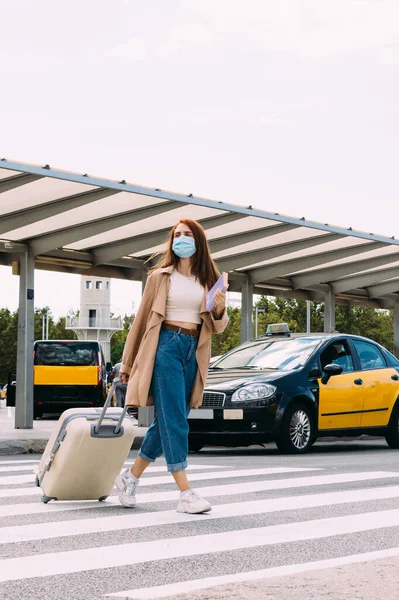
top-left (385, 404), bottom-right (399, 449)
top-left (276, 403), bottom-right (314, 454)
top-left (188, 438), bottom-right (204, 453)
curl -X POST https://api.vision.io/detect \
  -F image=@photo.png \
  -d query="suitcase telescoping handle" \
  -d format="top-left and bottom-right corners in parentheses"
top-left (94, 380), bottom-right (129, 435)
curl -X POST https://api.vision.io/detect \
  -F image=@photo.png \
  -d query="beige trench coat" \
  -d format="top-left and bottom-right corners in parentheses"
top-left (120, 266), bottom-right (228, 409)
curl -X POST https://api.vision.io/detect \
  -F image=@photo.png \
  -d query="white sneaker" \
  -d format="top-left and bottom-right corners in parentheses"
top-left (176, 489), bottom-right (212, 514)
top-left (114, 468), bottom-right (139, 508)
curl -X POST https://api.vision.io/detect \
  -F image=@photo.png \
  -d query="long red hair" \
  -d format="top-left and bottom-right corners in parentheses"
top-left (149, 218), bottom-right (220, 289)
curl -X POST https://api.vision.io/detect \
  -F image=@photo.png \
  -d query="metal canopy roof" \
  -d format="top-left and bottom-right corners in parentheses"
top-left (1, 158), bottom-right (398, 308)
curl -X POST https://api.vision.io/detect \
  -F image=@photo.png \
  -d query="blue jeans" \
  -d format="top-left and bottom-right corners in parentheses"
top-left (138, 328), bottom-right (199, 472)
top-left (115, 382), bottom-right (125, 408)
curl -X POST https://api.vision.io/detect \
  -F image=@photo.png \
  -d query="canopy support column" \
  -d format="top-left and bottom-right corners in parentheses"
top-left (15, 250), bottom-right (35, 429)
top-left (324, 288), bottom-right (336, 333)
top-left (394, 302), bottom-right (399, 359)
top-left (240, 276), bottom-right (253, 343)
top-left (141, 269), bottom-right (147, 294)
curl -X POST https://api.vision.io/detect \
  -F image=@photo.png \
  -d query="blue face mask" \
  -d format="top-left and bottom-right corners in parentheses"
top-left (172, 235), bottom-right (196, 258)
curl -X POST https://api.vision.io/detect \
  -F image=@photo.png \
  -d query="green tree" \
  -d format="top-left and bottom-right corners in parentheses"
top-left (51, 316), bottom-right (77, 340)
top-left (0, 297), bottom-right (395, 383)
top-left (111, 343), bottom-right (125, 365)
top-left (311, 302), bottom-right (325, 333)
top-left (208, 296), bottom-right (396, 360)
top-left (336, 305), bottom-right (393, 350)
top-left (211, 307), bottom-right (241, 356)
top-left (34, 307), bottom-right (77, 341)
top-left (110, 316), bottom-right (134, 365)
top-left (0, 308), bottom-right (18, 383)
top-left (0, 307), bottom-right (80, 383)
top-left (254, 297), bottom-right (323, 336)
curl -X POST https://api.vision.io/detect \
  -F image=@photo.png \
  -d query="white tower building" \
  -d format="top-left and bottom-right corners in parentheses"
top-left (66, 275), bottom-right (123, 362)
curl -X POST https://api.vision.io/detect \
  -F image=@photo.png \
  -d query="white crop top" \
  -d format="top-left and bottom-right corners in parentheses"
top-left (165, 270), bottom-right (204, 325)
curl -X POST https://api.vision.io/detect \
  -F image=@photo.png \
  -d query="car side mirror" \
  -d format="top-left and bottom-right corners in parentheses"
top-left (309, 366), bottom-right (321, 379)
top-left (321, 363), bottom-right (343, 385)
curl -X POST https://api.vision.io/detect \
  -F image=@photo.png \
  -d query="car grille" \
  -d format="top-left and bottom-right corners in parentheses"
top-left (201, 391), bottom-right (226, 408)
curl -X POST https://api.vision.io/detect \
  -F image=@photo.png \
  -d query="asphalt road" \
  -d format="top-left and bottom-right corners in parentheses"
top-left (1, 439), bottom-right (399, 600)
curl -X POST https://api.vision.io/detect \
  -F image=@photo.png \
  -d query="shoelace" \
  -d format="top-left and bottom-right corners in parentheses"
top-left (183, 490), bottom-right (202, 503)
top-left (124, 474), bottom-right (138, 495)
top-left (125, 481), bottom-right (137, 495)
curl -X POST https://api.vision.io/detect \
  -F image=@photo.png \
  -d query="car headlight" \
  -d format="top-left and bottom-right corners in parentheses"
top-left (231, 383), bottom-right (277, 402)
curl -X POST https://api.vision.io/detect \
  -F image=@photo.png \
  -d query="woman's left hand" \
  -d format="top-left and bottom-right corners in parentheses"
top-left (212, 289), bottom-right (226, 319)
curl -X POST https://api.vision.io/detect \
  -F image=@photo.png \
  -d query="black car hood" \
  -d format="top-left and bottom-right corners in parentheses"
top-left (205, 368), bottom-right (285, 391)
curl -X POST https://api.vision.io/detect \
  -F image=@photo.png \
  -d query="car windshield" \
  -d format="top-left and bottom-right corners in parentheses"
top-left (213, 337), bottom-right (321, 371)
top-left (34, 342), bottom-right (99, 366)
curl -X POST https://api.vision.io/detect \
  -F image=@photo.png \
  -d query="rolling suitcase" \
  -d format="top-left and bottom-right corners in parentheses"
top-left (36, 382), bottom-right (135, 503)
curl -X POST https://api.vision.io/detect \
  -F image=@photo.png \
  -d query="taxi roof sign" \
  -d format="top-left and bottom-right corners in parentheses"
top-left (265, 323), bottom-right (290, 336)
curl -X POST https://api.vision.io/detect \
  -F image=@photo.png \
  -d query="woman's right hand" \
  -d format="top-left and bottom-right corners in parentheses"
top-left (119, 371), bottom-right (130, 384)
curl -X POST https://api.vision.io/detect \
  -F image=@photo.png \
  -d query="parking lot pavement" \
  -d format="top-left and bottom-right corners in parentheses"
top-left (0, 399), bottom-right (147, 454)
top-left (158, 556), bottom-right (399, 600)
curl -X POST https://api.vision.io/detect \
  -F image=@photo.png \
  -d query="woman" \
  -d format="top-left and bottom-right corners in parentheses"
top-left (115, 218), bottom-right (228, 514)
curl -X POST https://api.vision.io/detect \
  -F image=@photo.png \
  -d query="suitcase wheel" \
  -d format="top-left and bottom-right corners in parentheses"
top-left (41, 495), bottom-right (57, 503)
top-left (98, 496), bottom-right (108, 502)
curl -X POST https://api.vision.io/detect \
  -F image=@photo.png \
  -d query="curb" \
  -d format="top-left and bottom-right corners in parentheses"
top-left (0, 434), bottom-right (146, 456)
top-left (319, 435), bottom-right (383, 442)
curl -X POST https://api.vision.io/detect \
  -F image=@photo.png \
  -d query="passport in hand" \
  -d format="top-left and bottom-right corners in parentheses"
top-left (206, 272), bottom-right (229, 311)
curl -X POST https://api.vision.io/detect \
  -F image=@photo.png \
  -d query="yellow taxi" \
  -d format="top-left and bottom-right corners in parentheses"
top-left (189, 332), bottom-right (399, 454)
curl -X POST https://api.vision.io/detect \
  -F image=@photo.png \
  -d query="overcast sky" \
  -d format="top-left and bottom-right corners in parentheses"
top-left (1, 0), bottom-right (399, 318)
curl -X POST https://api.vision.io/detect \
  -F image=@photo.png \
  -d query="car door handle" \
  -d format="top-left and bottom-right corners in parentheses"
top-left (392, 375), bottom-right (399, 381)
top-left (354, 378), bottom-right (363, 385)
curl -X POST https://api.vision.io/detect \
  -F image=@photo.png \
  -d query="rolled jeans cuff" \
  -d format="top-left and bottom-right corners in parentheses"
top-left (138, 449), bottom-right (156, 463)
top-left (167, 460), bottom-right (188, 473)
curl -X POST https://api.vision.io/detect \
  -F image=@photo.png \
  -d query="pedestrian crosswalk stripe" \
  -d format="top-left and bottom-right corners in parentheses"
top-left (105, 547), bottom-right (399, 599)
top-left (0, 466), bottom-right (319, 488)
top-left (0, 464), bottom-right (229, 475)
top-left (0, 460), bottom-right (39, 466)
top-left (2, 508), bottom-right (399, 582)
top-left (129, 467), bottom-right (320, 486)
top-left (3, 483), bottom-right (399, 545)
top-left (0, 466), bottom-right (38, 473)
top-left (0, 461), bottom-right (228, 470)
top-left (0, 463), bottom-right (232, 483)
top-left (0, 469), bottom-right (396, 501)
top-left (126, 464), bottom-right (230, 473)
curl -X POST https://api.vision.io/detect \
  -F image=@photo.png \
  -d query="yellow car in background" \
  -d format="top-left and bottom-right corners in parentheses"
top-left (0, 381), bottom-right (15, 401)
top-left (33, 340), bottom-right (107, 419)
